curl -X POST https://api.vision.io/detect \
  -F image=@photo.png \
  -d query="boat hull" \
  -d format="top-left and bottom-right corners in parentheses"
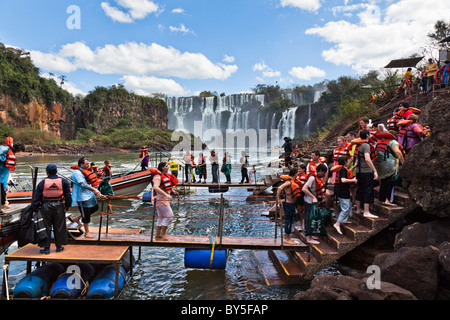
top-left (6, 170), bottom-right (152, 203)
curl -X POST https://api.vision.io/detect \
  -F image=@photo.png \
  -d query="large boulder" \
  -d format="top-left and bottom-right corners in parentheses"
top-left (394, 220), bottom-right (450, 250)
top-left (373, 246), bottom-right (440, 300)
top-left (399, 92), bottom-right (450, 218)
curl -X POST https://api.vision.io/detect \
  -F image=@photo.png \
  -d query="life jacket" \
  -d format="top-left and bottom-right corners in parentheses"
top-left (397, 121), bottom-right (423, 152)
top-left (139, 148), bottom-right (148, 158)
top-left (4, 148), bottom-right (16, 171)
top-left (102, 164), bottom-right (112, 177)
top-left (139, 148), bottom-right (149, 166)
top-left (150, 167), bottom-right (178, 194)
top-left (330, 165), bottom-right (354, 183)
top-left (314, 176), bottom-right (327, 198)
top-left (351, 138), bottom-right (377, 161)
top-left (395, 107), bottom-right (421, 121)
top-left (169, 160), bottom-right (179, 171)
top-left (308, 157), bottom-right (327, 176)
top-left (42, 178), bottom-right (64, 201)
top-left (71, 164), bottom-right (100, 187)
top-left (280, 175), bottom-right (302, 198)
top-left (386, 117), bottom-right (399, 131)
top-left (375, 132), bottom-right (398, 161)
top-left (333, 144), bottom-right (350, 162)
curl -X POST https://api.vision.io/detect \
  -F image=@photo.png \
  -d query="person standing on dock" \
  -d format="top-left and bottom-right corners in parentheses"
top-left (210, 150), bottom-right (219, 183)
top-left (198, 153), bottom-right (207, 183)
top-left (239, 152), bottom-right (250, 184)
top-left (168, 156), bottom-right (180, 178)
top-left (31, 164), bottom-right (72, 254)
top-left (0, 136), bottom-right (16, 211)
top-left (221, 152), bottom-right (232, 184)
top-left (152, 162), bottom-right (178, 240)
top-left (71, 157), bottom-right (102, 238)
top-left (183, 151), bottom-right (191, 183)
top-left (281, 137), bottom-right (293, 168)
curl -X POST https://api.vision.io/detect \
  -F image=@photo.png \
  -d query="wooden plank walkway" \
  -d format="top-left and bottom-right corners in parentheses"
top-left (71, 227), bottom-right (308, 251)
top-left (176, 182), bottom-right (266, 188)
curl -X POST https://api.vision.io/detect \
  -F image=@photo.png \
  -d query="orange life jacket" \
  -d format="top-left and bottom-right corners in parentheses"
top-left (42, 178), bottom-right (64, 201)
top-left (4, 148), bottom-right (16, 171)
top-left (333, 144), bottom-right (350, 162)
top-left (139, 148), bottom-right (149, 158)
top-left (386, 117), bottom-right (399, 131)
top-left (280, 175), bottom-right (302, 198)
top-left (330, 165), bottom-right (354, 183)
top-left (314, 176), bottom-right (327, 197)
top-left (308, 157), bottom-right (326, 176)
top-left (71, 164), bottom-right (100, 187)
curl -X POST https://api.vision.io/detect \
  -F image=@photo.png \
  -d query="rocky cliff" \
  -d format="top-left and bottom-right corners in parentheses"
top-left (399, 92), bottom-right (450, 218)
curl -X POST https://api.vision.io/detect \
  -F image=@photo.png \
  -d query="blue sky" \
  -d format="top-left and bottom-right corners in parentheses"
top-left (1, 0), bottom-right (449, 97)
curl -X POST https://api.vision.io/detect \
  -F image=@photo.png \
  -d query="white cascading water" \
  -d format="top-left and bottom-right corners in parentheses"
top-left (278, 107), bottom-right (298, 141)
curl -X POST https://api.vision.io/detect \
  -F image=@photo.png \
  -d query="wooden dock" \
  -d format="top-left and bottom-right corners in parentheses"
top-left (71, 227), bottom-right (308, 251)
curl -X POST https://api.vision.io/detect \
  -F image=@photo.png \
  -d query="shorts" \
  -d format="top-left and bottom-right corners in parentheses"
top-left (295, 194), bottom-right (304, 206)
top-left (156, 205), bottom-right (173, 227)
top-left (78, 204), bottom-right (99, 224)
top-left (355, 172), bottom-right (374, 204)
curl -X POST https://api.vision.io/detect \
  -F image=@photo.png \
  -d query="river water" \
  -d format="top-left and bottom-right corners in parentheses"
top-left (1, 149), bottom-right (334, 300)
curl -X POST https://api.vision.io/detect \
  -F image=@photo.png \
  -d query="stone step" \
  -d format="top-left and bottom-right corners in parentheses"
top-left (268, 250), bottom-right (306, 284)
top-left (373, 187), bottom-right (411, 207)
top-left (252, 250), bottom-right (288, 286)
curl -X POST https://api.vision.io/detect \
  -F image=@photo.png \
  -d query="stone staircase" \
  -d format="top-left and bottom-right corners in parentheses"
top-left (255, 187), bottom-right (418, 285)
top-left (250, 174), bottom-right (282, 195)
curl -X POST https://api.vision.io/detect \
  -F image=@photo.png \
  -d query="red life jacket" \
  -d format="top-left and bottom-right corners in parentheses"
top-left (150, 167), bottom-right (178, 194)
top-left (351, 138), bottom-right (377, 161)
top-left (375, 132), bottom-right (398, 161)
top-left (5, 148), bottom-right (16, 171)
top-left (333, 144), bottom-right (350, 162)
top-left (42, 178), bottom-right (64, 201)
top-left (308, 157), bottom-right (326, 176)
top-left (386, 117), bottom-right (399, 131)
top-left (330, 165), bottom-right (354, 184)
top-left (71, 164), bottom-right (100, 187)
top-left (314, 176), bottom-right (327, 197)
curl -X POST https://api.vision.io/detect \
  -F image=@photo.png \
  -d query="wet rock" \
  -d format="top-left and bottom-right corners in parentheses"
top-left (373, 246), bottom-right (440, 300)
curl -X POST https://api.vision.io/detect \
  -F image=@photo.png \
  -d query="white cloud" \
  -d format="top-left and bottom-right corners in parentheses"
top-left (101, 0), bottom-right (160, 23)
top-left (280, 0), bottom-right (321, 12)
top-left (172, 8), bottom-right (184, 14)
top-left (41, 73), bottom-right (86, 96)
top-left (122, 75), bottom-right (188, 96)
top-left (253, 61), bottom-right (268, 71)
top-left (252, 60), bottom-right (281, 77)
top-left (169, 24), bottom-right (192, 34)
top-left (306, 0), bottom-right (450, 74)
top-left (29, 41), bottom-right (238, 80)
top-left (223, 55), bottom-right (235, 63)
top-left (289, 66), bottom-right (326, 80)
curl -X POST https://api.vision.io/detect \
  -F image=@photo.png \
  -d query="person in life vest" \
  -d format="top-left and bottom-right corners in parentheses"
top-left (302, 164), bottom-right (327, 245)
top-left (71, 157), bottom-right (102, 239)
top-left (331, 157), bottom-right (357, 235)
top-left (344, 131), bottom-right (359, 205)
top-left (353, 130), bottom-right (378, 219)
top-left (387, 107), bottom-right (400, 132)
top-left (102, 160), bottom-right (112, 177)
top-left (294, 163), bottom-right (308, 231)
top-left (0, 136), bottom-right (16, 210)
top-left (277, 167), bottom-right (301, 244)
top-left (306, 151), bottom-right (328, 181)
top-left (239, 151), bottom-right (250, 184)
top-left (197, 153), bottom-right (207, 183)
top-left (31, 164), bottom-right (72, 254)
top-left (139, 146), bottom-right (149, 171)
top-left (374, 131), bottom-right (404, 207)
top-left (426, 58), bottom-right (438, 91)
top-left (151, 162), bottom-right (178, 241)
top-left (168, 156), bottom-right (181, 178)
top-left (331, 136), bottom-right (350, 183)
top-left (397, 114), bottom-right (428, 154)
top-left (70, 163), bottom-right (100, 187)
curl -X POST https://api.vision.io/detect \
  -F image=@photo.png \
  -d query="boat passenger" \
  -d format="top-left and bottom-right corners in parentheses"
top-left (0, 137), bottom-right (16, 211)
top-left (139, 146), bottom-right (149, 171)
top-left (103, 160), bottom-right (112, 177)
top-left (277, 167), bottom-right (300, 244)
top-left (31, 164), bottom-right (72, 254)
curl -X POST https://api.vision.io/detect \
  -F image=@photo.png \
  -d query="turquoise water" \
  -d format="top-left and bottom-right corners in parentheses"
top-left (1, 150), bottom-right (312, 300)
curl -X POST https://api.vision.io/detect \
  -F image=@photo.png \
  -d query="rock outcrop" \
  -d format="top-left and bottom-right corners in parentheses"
top-left (399, 92), bottom-right (450, 218)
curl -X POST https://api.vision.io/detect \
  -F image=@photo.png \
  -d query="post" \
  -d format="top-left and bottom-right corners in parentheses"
top-left (274, 192), bottom-right (278, 239)
top-left (150, 198), bottom-right (157, 243)
top-left (98, 199), bottom-right (104, 241)
top-left (218, 193), bottom-right (224, 247)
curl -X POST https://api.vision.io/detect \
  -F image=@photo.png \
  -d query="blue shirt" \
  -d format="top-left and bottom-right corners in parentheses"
top-left (71, 169), bottom-right (98, 208)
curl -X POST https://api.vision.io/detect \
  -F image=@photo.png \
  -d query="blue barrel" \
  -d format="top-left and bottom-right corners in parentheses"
top-left (49, 263), bottom-right (96, 299)
top-left (184, 248), bottom-right (227, 270)
top-left (142, 192), bottom-right (152, 202)
top-left (86, 264), bottom-right (127, 299)
top-left (13, 263), bottom-right (65, 298)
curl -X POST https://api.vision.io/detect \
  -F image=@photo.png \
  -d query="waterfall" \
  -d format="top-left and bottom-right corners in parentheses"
top-left (305, 103), bottom-right (312, 136)
top-left (278, 107), bottom-right (298, 140)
